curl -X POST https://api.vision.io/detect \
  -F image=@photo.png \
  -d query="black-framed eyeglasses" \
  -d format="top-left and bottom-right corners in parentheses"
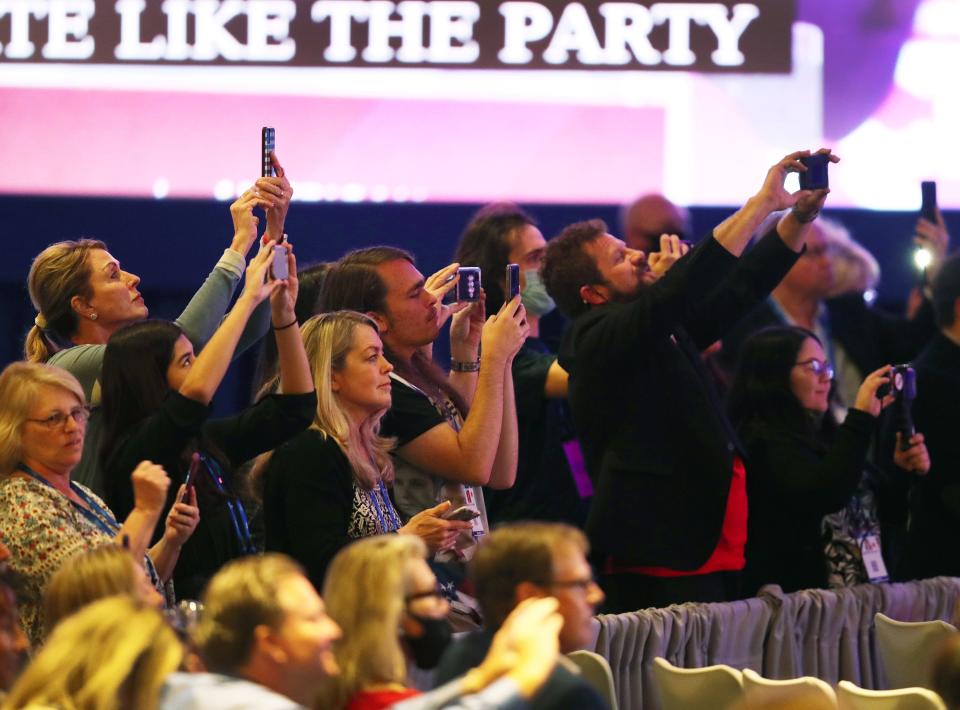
top-left (795, 358), bottom-right (835, 380)
top-left (406, 584), bottom-right (445, 604)
top-left (25, 406), bottom-right (90, 429)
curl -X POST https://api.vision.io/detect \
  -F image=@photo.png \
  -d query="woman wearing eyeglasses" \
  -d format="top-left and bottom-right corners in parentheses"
top-left (728, 326), bottom-right (930, 596)
top-left (0, 362), bottom-right (199, 645)
top-left (99, 242), bottom-right (316, 600)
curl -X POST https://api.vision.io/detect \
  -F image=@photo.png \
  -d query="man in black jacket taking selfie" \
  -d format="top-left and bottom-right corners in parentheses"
top-left (541, 150), bottom-right (836, 611)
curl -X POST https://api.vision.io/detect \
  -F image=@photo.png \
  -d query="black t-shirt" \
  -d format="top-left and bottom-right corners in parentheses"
top-left (485, 338), bottom-right (588, 527)
top-left (379, 376), bottom-right (448, 446)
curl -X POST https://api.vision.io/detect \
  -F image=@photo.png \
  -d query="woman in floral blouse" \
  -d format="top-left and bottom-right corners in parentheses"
top-left (0, 362), bottom-right (199, 644)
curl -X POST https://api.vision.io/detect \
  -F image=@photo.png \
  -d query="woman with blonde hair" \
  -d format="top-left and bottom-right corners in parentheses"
top-left (42, 545), bottom-right (164, 638)
top-left (323, 535), bottom-right (449, 709)
top-left (2, 596), bottom-right (182, 710)
top-left (262, 311), bottom-right (466, 591)
top-left (0, 362), bottom-right (199, 645)
top-left (23, 166), bottom-right (291, 496)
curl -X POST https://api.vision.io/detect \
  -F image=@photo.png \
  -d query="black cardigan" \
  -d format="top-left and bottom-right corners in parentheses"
top-left (262, 429), bottom-right (359, 591)
top-left (103, 390), bottom-right (316, 599)
top-left (740, 407), bottom-right (875, 595)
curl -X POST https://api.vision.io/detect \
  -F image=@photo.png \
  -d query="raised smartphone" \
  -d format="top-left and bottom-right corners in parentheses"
top-left (506, 263), bottom-right (520, 300)
top-left (456, 267), bottom-right (481, 302)
top-left (261, 127), bottom-right (287, 280)
top-left (799, 154), bottom-right (829, 191)
top-left (921, 181), bottom-right (938, 223)
top-left (261, 127), bottom-right (275, 178)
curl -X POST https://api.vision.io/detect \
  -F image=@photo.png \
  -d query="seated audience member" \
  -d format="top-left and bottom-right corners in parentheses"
top-left (161, 552), bottom-right (559, 710)
top-left (23, 161), bottom-right (292, 495)
top-left (899, 254), bottom-right (960, 580)
top-left (100, 242), bottom-right (315, 599)
top-left (541, 150), bottom-right (834, 610)
top-left (42, 544), bottom-right (165, 638)
top-left (454, 204), bottom-right (588, 526)
top-left (932, 633), bottom-right (960, 710)
top-left (727, 327), bottom-right (929, 595)
top-left (253, 261), bottom-right (332, 399)
top-left (436, 523), bottom-right (607, 709)
top-left (719, 214), bottom-right (949, 412)
top-left (261, 311), bottom-right (470, 590)
top-left (0, 545), bottom-right (29, 700)
top-left (3, 596), bottom-right (182, 710)
top-left (621, 193), bottom-right (692, 253)
top-left (321, 248), bottom-right (526, 584)
top-left (322, 536), bottom-right (564, 710)
top-left (0, 362), bottom-right (194, 645)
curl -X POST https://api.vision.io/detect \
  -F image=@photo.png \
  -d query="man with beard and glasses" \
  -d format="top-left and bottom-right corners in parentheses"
top-left (541, 150), bottom-right (836, 611)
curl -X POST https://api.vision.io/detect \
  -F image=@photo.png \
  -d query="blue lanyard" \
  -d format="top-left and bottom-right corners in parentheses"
top-left (369, 480), bottom-right (401, 534)
top-left (197, 454), bottom-right (256, 555)
top-left (19, 463), bottom-right (120, 538)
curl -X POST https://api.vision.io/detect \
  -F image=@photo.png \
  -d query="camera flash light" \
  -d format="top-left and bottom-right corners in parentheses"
top-left (914, 247), bottom-right (933, 271)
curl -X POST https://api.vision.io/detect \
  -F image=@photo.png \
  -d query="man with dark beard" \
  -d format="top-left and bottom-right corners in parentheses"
top-left (541, 151), bottom-right (835, 611)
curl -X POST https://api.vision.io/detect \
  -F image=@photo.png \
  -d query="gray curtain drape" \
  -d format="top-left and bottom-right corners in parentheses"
top-left (591, 577), bottom-right (960, 710)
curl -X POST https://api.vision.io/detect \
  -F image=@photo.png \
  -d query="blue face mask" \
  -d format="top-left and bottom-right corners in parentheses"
top-left (521, 269), bottom-right (556, 317)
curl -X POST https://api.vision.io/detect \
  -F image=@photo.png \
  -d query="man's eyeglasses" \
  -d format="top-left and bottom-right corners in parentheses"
top-left (25, 406), bottom-right (90, 429)
top-left (795, 358), bottom-right (835, 380)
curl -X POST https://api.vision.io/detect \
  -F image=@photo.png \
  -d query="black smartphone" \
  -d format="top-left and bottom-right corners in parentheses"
top-left (877, 364), bottom-right (917, 450)
top-left (181, 453), bottom-right (200, 503)
top-left (921, 181), bottom-right (938, 223)
top-left (262, 127), bottom-right (276, 178)
top-left (506, 264), bottom-right (520, 300)
top-left (456, 267), bottom-right (481, 302)
top-left (798, 154), bottom-right (829, 191)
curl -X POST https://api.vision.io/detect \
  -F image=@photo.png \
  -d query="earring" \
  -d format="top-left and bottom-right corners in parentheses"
top-left (90, 312), bottom-right (98, 321)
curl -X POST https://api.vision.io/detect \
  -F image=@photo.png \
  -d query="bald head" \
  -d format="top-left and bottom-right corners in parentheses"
top-left (623, 194), bottom-right (690, 253)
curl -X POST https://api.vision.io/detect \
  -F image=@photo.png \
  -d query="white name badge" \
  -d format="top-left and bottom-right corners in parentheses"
top-left (860, 534), bottom-right (889, 583)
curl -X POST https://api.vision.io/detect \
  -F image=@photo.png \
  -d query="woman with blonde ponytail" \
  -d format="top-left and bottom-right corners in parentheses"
top-left (261, 311), bottom-right (469, 591)
top-left (23, 168), bottom-right (293, 495)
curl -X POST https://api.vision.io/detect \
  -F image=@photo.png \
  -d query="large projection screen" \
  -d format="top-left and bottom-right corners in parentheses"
top-left (0, 0), bottom-right (958, 208)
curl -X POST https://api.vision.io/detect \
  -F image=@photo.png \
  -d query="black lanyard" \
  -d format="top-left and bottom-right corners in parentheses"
top-left (197, 454), bottom-right (256, 555)
top-left (19, 463), bottom-right (119, 537)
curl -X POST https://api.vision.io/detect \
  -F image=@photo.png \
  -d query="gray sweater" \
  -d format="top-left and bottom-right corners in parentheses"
top-left (49, 248), bottom-right (270, 495)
